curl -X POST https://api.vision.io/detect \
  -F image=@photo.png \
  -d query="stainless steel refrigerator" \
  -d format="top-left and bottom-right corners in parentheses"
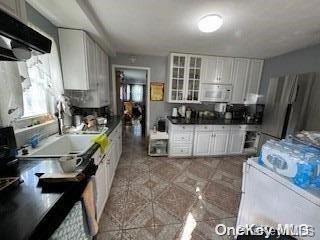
top-left (258, 72), bottom-right (317, 151)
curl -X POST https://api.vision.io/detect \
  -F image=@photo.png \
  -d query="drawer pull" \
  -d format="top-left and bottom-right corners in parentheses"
top-left (180, 149), bottom-right (183, 152)
top-left (182, 126), bottom-right (185, 129)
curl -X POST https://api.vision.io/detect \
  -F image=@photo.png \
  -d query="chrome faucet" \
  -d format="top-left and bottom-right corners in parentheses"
top-left (55, 101), bottom-right (65, 135)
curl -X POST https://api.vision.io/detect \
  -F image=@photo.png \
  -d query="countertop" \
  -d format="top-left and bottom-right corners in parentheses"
top-left (167, 116), bottom-right (262, 125)
top-left (0, 116), bottom-right (121, 240)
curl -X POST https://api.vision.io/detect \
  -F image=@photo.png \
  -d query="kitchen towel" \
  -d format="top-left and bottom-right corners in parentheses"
top-left (81, 179), bottom-right (98, 236)
top-left (92, 133), bottom-right (109, 153)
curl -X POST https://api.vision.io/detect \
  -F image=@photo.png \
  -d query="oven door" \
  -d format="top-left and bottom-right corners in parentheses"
top-left (200, 84), bottom-right (232, 102)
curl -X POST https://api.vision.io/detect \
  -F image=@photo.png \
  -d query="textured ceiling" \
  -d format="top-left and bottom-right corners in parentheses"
top-left (89, 0), bottom-right (320, 58)
top-left (28, 0), bottom-right (320, 59)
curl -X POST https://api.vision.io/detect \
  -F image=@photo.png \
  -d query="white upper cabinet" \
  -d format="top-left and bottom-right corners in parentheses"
top-left (245, 59), bottom-right (264, 102)
top-left (231, 58), bottom-right (264, 103)
top-left (0, 0), bottom-right (27, 23)
top-left (59, 29), bottom-right (94, 90)
top-left (231, 58), bottom-right (250, 103)
top-left (167, 53), bottom-right (263, 104)
top-left (168, 53), bottom-right (203, 103)
top-left (59, 29), bottom-right (110, 108)
top-left (202, 56), bottom-right (233, 84)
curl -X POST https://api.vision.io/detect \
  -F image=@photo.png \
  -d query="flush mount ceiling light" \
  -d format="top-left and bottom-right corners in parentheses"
top-left (198, 14), bottom-right (223, 33)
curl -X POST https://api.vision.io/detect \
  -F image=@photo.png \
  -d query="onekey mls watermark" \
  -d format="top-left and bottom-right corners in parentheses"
top-left (215, 224), bottom-right (315, 238)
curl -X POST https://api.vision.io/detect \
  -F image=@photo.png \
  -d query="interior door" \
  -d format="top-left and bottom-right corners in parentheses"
top-left (210, 131), bottom-right (229, 155)
top-left (193, 131), bottom-right (212, 156)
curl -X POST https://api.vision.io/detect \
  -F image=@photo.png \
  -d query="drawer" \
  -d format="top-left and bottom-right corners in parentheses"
top-left (171, 124), bottom-right (194, 132)
top-left (170, 145), bottom-right (192, 156)
top-left (230, 125), bottom-right (247, 131)
top-left (172, 132), bottom-right (193, 143)
top-left (245, 125), bottom-right (261, 131)
top-left (195, 125), bottom-right (214, 131)
top-left (212, 125), bottom-right (231, 131)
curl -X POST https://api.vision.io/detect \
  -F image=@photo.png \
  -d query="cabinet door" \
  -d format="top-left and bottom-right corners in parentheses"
top-left (216, 57), bottom-right (233, 84)
top-left (168, 53), bottom-right (188, 102)
top-left (202, 56), bottom-right (233, 84)
top-left (193, 131), bottom-right (212, 156)
top-left (228, 131), bottom-right (246, 154)
top-left (95, 160), bottom-right (107, 220)
top-left (245, 59), bottom-right (264, 103)
top-left (202, 56), bottom-right (219, 83)
top-left (210, 131), bottom-right (229, 155)
top-left (186, 55), bottom-right (202, 102)
top-left (231, 58), bottom-right (250, 103)
top-left (86, 35), bottom-right (97, 90)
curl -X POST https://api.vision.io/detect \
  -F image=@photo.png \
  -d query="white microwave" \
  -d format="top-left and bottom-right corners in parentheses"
top-left (200, 84), bottom-right (232, 102)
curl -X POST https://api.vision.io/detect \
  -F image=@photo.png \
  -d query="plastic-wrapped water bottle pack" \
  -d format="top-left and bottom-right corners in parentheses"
top-left (259, 138), bottom-right (320, 189)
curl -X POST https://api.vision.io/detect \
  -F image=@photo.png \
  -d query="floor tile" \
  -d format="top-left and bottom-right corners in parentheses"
top-left (150, 161), bottom-right (181, 181)
top-left (149, 174), bottom-right (171, 199)
top-left (107, 185), bottom-right (128, 205)
top-left (122, 201), bottom-right (154, 229)
top-left (153, 184), bottom-right (197, 224)
top-left (203, 181), bottom-right (241, 216)
top-left (184, 161), bottom-right (216, 181)
top-left (194, 157), bottom-right (221, 169)
top-left (211, 169), bottom-right (242, 192)
top-left (97, 230), bottom-right (122, 240)
top-left (174, 171), bottom-right (209, 195)
top-left (154, 217), bottom-right (237, 240)
top-left (122, 227), bottom-right (155, 240)
top-left (189, 199), bottom-right (235, 221)
top-left (126, 183), bottom-right (152, 204)
top-left (99, 203), bottom-right (125, 231)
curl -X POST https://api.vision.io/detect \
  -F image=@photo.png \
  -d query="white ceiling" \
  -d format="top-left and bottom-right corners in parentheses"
top-left (28, 0), bottom-right (320, 59)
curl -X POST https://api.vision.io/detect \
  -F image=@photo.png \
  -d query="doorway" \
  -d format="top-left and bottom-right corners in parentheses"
top-left (112, 65), bottom-right (150, 137)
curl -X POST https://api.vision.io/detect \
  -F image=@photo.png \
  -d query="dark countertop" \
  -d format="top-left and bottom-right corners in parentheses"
top-left (0, 116), bottom-right (121, 240)
top-left (167, 116), bottom-right (262, 125)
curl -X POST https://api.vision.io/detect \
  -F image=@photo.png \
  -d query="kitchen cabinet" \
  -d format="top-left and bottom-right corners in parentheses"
top-left (0, 0), bottom-right (27, 23)
top-left (168, 122), bottom-right (194, 157)
top-left (94, 123), bottom-right (122, 222)
top-left (202, 56), bottom-right (233, 84)
top-left (231, 58), bottom-right (263, 103)
top-left (95, 155), bottom-right (108, 221)
top-left (59, 29), bottom-right (110, 107)
top-left (168, 53), bottom-right (203, 103)
top-left (171, 123), bottom-right (251, 157)
top-left (210, 131), bottom-right (229, 155)
top-left (244, 59), bottom-right (264, 103)
top-left (193, 131), bottom-right (212, 156)
top-left (228, 130), bottom-right (246, 154)
top-left (231, 58), bottom-right (250, 103)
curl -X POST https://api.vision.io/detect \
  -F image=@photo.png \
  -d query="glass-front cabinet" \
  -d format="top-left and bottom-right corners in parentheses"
top-left (168, 53), bottom-right (203, 103)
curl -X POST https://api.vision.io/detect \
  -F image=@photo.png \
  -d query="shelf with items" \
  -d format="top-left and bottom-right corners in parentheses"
top-left (148, 131), bottom-right (169, 156)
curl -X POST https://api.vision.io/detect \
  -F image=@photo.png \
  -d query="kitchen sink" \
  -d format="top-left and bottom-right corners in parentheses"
top-left (21, 134), bottom-right (100, 158)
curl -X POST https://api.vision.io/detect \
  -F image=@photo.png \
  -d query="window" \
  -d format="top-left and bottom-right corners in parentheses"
top-left (19, 26), bottom-right (63, 118)
top-left (131, 85), bottom-right (143, 102)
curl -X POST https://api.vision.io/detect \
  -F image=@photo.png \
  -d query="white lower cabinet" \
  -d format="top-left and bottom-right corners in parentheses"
top-left (210, 131), bottom-right (230, 155)
top-left (94, 123), bottom-right (122, 221)
top-left (170, 123), bottom-right (248, 157)
top-left (193, 131), bottom-right (212, 156)
top-left (228, 131), bottom-right (246, 154)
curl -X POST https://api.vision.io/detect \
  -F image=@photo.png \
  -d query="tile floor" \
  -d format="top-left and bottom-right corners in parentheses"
top-left (97, 126), bottom-right (246, 240)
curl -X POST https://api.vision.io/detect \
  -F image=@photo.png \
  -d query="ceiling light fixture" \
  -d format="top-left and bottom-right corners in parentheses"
top-left (198, 14), bottom-right (223, 33)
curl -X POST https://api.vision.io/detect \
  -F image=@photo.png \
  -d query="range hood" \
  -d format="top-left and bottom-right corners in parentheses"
top-left (0, 9), bottom-right (52, 61)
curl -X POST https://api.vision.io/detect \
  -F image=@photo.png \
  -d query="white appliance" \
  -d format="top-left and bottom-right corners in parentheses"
top-left (171, 108), bottom-right (178, 117)
top-left (237, 158), bottom-right (320, 240)
top-left (200, 84), bottom-right (232, 102)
